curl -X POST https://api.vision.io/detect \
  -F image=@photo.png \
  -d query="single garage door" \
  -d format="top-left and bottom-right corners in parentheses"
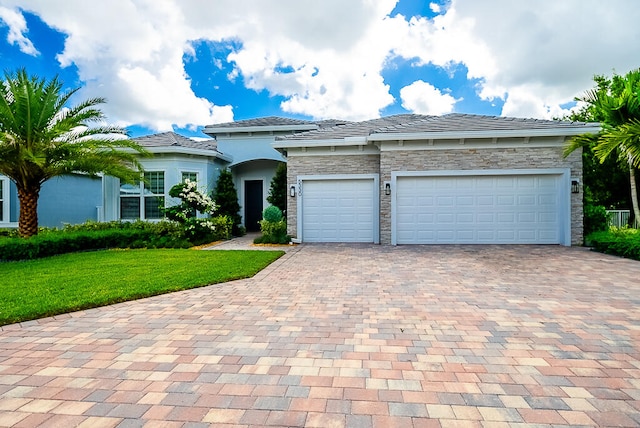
top-left (302, 178), bottom-right (376, 242)
top-left (395, 174), bottom-right (564, 244)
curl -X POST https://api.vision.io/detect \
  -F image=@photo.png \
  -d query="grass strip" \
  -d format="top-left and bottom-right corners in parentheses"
top-left (0, 248), bottom-right (284, 326)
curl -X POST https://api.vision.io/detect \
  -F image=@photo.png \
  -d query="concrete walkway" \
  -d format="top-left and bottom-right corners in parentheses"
top-left (1, 244), bottom-right (640, 427)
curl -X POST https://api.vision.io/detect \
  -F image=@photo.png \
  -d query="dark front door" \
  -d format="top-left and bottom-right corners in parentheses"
top-left (244, 180), bottom-right (263, 232)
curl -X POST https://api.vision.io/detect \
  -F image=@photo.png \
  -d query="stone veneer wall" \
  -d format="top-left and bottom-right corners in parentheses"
top-left (379, 146), bottom-right (583, 245)
top-left (286, 154), bottom-right (380, 238)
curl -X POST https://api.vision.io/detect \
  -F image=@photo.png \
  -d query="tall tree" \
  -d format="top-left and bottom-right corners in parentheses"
top-left (565, 68), bottom-right (640, 222)
top-left (266, 162), bottom-right (287, 213)
top-left (0, 69), bottom-right (146, 237)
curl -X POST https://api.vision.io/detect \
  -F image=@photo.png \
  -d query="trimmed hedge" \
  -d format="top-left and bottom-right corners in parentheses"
top-left (0, 227), bottom-right (192, 261)
top-left (587, 228), bottom-right (640, 261)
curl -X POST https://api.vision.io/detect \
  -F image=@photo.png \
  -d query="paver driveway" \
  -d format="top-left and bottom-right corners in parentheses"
top-left (1, 244), bottom-right (640, 427)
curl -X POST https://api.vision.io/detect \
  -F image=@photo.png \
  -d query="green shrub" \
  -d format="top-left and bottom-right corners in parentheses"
top-left (262, 205), bottom-right (283, 223)
top-left (587, 227), bottom-right (640, 260)
top-left (0, 222), bottom-right (193, 261)
top-left (254, 205), bottom-right (289, 244)
top-left (0, 229), bottom-right (18, 238)
top-left (584, 204), bottom-right (610, 236)
top-left (267, 162), bottom-right (287, 213)
top-left (212, 169), bottom-right (243, 236)
top-left (185, 215), bottom-right (233, 246)
top-left (255, 218), bottom-right (289, 244)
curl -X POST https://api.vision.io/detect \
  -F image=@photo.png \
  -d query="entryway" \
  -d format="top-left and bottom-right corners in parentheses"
top-left (244, 180), bottom-right (263, 232)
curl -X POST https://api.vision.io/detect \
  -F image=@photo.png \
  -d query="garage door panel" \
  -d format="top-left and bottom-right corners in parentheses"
top-left (396, 174), bottom-right (563, 244)
top-left (302, 178), bottom-right (375, 243)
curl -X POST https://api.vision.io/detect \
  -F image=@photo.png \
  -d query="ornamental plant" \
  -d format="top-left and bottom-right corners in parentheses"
top-left (164, 180), bottom-right (230, 244)
top-left (212, 169), bottom-right (243, 236)
top-left (267, 162), bottom-right (287, 213)
top-left (254, 205), bottom-right (289, 244)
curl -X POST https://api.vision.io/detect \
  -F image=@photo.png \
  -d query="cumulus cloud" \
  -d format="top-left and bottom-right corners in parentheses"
top-left (400, 80), bottom-right (458, 115)
top-left (0, 0), bottom-right (639, 129)
top-left (429, 0), bottom-right (640, 118)
top-left (0, 6), bottom-right (38, 55)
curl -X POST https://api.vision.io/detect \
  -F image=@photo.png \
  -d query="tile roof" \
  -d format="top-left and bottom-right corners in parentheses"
top-left (373, 113), bottom-right (594, 134)
top-left (277, 114), bottom-right (430, 141)
top-left (276, 113), bottom-right (597, 141)
top-left (207, 116), bottom-right (316, 129)
top-left (133, 132), bottom-right (220, 152)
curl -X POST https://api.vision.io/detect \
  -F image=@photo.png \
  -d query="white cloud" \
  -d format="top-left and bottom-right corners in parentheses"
top-left (0, 6), bottom-right (38, 55)
top-left (425, 0), bottom-right (640, 118)
top-left (400, 80), bottom-right (458, 115)
top-left (1, 0), bottom-right (639, 129)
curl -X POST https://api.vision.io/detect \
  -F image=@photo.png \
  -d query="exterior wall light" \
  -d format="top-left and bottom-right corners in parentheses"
top-left (290, 185), bottom-right (296, 197)
top-left (384, 182), bottom-right (391, 196)
top-left (571, 179), bottom-right (580, 194)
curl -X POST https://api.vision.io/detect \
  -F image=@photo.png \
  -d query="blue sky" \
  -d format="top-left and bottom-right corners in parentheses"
top-left (0, 0), bottom-right (638, 138)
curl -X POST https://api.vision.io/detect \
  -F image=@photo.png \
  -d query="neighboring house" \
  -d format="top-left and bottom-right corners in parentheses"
top-left (273, 113), bottom-right (601, 246)
top-left (0, 132), bottom-right (231, 229)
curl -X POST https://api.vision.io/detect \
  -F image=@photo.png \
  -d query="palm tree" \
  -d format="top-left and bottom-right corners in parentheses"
top-left (0, 68), bottom-right (147, 238)
top-left (565, 69), bottom-right (640, 223)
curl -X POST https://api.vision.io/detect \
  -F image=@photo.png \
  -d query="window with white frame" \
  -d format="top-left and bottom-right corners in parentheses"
top-left (120, 171), bottom-right (165, 220)
top-left (181, 171), bottom-right (198, 183)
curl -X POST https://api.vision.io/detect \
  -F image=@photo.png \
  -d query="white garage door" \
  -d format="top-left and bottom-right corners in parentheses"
top-left (302, 178), bottom-right (376, 242)
top-left (395, 174), bottom-right (564, 244)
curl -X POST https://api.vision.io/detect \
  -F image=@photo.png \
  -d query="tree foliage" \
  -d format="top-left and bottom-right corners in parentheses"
top-left (266, 162), bottom-right (287, 213)
top-left (212, 169), bottom-right (242, 235)
top-left (0, 68), bottom-right (147, 237)
top-left (564, 69), bottom-right (640, 221)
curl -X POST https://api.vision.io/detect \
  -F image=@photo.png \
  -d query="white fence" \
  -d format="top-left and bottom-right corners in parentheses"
top-left (607, 209), bottom-right (638, 228)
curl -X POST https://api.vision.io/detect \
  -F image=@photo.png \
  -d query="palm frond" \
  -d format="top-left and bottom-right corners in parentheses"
top-left (564, 133), bottom-right (599, 158)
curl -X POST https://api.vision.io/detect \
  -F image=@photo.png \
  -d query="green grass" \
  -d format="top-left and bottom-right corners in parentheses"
top-left (0, 249), bottom-right (284, 326)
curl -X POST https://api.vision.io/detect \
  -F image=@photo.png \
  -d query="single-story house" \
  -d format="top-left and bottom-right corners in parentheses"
top-left (272, 113), bottom-right (600, 246)
top-left (1, 113), bottom-right (599, 245)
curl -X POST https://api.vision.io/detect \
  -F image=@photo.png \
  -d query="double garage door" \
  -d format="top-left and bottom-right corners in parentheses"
top-left (299, 173), bottom-right (567, 245)
top-left (396, 173), bottom-right (566, 244)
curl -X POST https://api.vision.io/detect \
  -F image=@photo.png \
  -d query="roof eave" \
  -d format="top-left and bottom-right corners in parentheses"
top-left (368, 126), bottom-right (602, 142)
top-left (272, 136), bottom-right (368, 149)
top-left (127, 146), bottom-right (232, 162)
top-left (203, 124), bottom-right (319, 135)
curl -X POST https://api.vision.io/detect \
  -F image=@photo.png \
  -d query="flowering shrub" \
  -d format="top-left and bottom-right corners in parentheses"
top-left (164, 180), bottom-right (231, 244)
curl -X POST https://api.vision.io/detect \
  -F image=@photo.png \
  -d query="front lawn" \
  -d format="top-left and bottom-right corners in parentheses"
top-left (0, 249), bottom-right (283, 326)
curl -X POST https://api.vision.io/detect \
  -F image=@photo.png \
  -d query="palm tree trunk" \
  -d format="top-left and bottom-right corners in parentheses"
top-left (629, 160), bottom-right (640, 227)
top-left (17, 185), bottom-right (40, 238)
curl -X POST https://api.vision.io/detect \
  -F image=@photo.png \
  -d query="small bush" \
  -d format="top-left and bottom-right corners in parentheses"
top-left (587, 227), bottom-right (640, 260)
top-left (584, 204), bottom-right (610, 236)
top-left (253, 205), bottom-right (289, 244)
top-left (262, 205), bottom-right (283, 223)
top-left (0, 229), bottom-right (18, 238)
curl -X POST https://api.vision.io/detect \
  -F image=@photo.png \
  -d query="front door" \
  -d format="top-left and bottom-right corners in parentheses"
top-left (244, 180), bottom-right (263, 232)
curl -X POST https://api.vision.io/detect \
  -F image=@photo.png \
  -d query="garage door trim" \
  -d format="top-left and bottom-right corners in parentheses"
top-left (297, 174), bottom-right (380, 243)
top-left (391, 168), bottom-right (571, 246)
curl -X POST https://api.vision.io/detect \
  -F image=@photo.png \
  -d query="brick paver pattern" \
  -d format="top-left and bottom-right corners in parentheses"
top-left (1, 244), bottom-right (639, 427)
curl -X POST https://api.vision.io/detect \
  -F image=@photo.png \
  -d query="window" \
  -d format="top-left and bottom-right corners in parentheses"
top-left (120, 171), bottom-right (165, 220)
top-left (181, 172), bottom-right (198, 183)
top-left (0, 178), bottom-right (4, 222)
